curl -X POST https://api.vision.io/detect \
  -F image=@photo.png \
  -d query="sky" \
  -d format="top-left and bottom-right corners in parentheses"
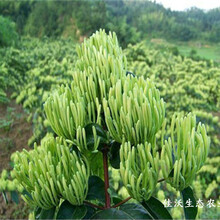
top-left (153, 0), bottom-right (220, 11)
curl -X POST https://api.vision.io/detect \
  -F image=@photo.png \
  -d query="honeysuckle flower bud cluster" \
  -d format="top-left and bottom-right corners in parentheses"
top-left (75, 29), bottom-right (127, 101)
top-left (12, 30), bottom-right (210, 210)
top-left (120, 142), bottom-right (159, 201)
top-left (103, 76), bottom-right (165, 145)
top-left (161, 113), bottom-right (210, 191)
top-left (12, 137), bottom-right (89, 209)
top-left (44, 85), bottom-right (101, 152)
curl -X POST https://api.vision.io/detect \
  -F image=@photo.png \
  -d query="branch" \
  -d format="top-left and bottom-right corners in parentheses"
top-left (112, 197), bottom-right (132, 208)
top-left (102, 145), bottom-right (111, 209)
top-left (84, 201), bottom-right (105, 210)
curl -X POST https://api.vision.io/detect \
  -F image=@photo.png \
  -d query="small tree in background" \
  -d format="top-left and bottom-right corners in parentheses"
top-left (0, 15), bottom-right (18, 47)
top-left (12, 30), bottom-right (210, 219)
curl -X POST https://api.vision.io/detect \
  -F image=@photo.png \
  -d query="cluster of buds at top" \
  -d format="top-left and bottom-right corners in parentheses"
top-left (161, 113), bottom-right (210, 191)
top-left (75, 29), bottom-right (127, 101)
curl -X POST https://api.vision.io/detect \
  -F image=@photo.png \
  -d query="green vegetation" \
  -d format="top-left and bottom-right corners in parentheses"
top-left (1, 0), bottom-right (220, 46)
top-left (2, 29), bottom-right (211, 220)
top-left (0, 28), bottom-right (219, 219)
top-left (0, 1), bottom-right (219, 219)
top-left (0, 15), bottom-right (18, 47)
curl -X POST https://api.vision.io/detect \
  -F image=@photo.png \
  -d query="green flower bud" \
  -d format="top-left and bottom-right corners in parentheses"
top-left (0, 179), bottom-right (7, 191)
top-left (120, 141), bottom-right (159, 202)
top-left (1, 169), bottom-right (8, 179)
top-left (6, 181), bottom-right (16, 191)
top-left (161, 113), bottom-right (210, 191)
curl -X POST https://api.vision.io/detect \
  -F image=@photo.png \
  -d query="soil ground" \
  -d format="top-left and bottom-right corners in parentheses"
top-left (0, 100), bottom-right (32, 219)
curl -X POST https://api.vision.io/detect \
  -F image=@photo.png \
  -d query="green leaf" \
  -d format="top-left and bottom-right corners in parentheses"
top-left (86, 152), bottom-right (104, 177)
top-left (112, 196), bottom-right (123, 205)
top-left (142, 197), bottom-right (172, 219)
top-left (119, 203), bottom-right (153, 219)
top-left (86, 175), bottom-right (105, 203)
top-left (91, 208), bottom-right (132, 219)
top-left (85, 123), bottom-right (107, 151)
top-left (181, 186), bottom-right (198, 220)
top-left (56, 200), bottom-right (87, 219)
top-left (35, 207), bottom-right (42, 220)
top-left (11, 191), bottom-right (19, 204)
top-left (38, 206), bottom-right (56, 219)
top-left (83, 205), bottom-right (96, 219)
top-left (109, 141), bottom-right (121, 169)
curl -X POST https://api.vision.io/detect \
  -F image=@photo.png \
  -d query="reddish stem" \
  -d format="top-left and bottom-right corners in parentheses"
top-left (84, 201), bottom-right (105, 210)
top-left (112, 196), bottom-right (132, 208)
top-left (102, 146), bottom-right (111, 209)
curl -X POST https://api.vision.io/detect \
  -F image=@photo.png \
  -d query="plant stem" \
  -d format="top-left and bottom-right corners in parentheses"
top-left (102, 145), bottom-right (111, 209)
top-left (112, 197), bottom-right (132, 208)
top-left (84, 201), bottom-right (105, 210)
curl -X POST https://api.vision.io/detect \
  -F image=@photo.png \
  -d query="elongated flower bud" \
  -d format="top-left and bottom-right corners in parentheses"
top-left (120, 141), bottom-right (159, 202)
top-left (161, 113), bottom-right (210, 191)
top-left (103, 75), bottom-right (165, 146)
top-left (12, 137), bottom-right (89, 209)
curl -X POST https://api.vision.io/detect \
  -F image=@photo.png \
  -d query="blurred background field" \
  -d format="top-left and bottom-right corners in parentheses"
top-left (0, 0), bottom-right (219, 219)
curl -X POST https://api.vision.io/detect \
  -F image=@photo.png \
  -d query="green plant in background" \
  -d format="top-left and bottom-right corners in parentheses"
top-left (9, 30), bottom-right (211, 219)
top-left (0, 15), bottom-right (18, 47)
top-left (0, 169), bottom-right (23, 205)
top-left (0, 38), bottom-right (77, 145)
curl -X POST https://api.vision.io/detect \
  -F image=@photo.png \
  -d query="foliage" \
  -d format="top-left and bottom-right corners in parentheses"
top-left (0, 37), bottom-right (76, 144)
top-left (0, 15), bottom-right (18, 47)
top-left (1, 0), bottom-right (220, 45)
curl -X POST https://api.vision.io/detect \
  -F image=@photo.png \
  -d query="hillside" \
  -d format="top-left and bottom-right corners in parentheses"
top-left (0, 0), bottom-right (220, 46)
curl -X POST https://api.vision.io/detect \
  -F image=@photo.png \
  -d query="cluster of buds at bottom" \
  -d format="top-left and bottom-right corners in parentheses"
top-left (161, 113), bottom-right (210, 191)
top-left (120, 141), bottom-right (159, 202)
top-left (11, 137), bottom-right (90, 209)
top-left (103, 75), bottom-right (165, 146)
